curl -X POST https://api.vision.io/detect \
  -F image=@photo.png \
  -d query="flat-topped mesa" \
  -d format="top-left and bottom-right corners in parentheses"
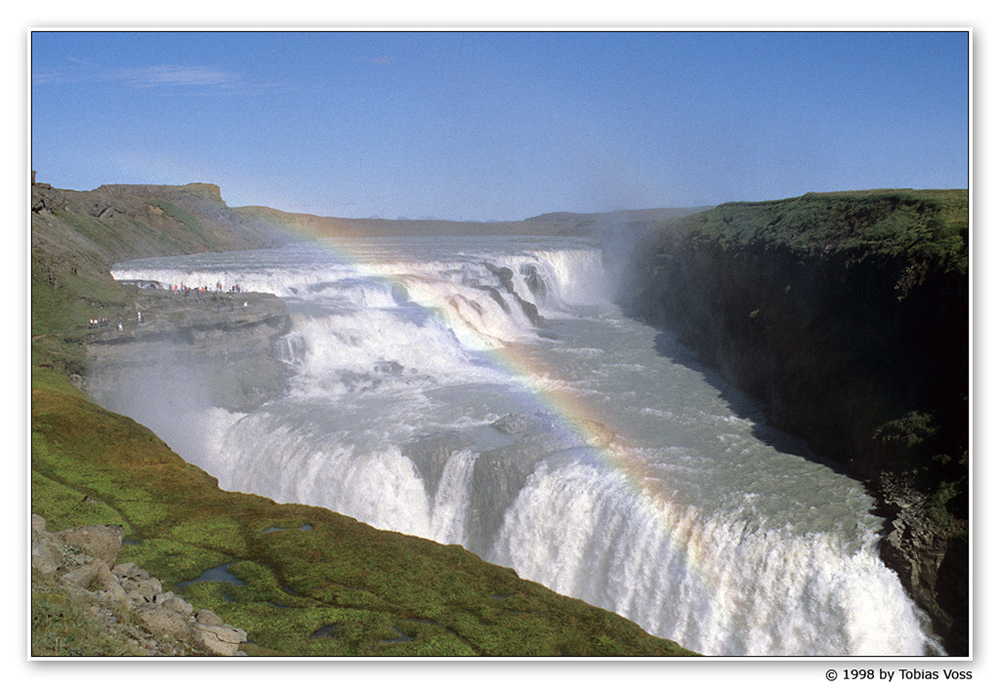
top-left (91, 182), bottom-right (225, 204)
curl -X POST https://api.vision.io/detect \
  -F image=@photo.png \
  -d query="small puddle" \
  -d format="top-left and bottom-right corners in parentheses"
top-left (177, 562), bottom-right (245, 590)
top-left (382, 626), bottom-right (414, 644)
top-left (311, 623), bottom-right (338, 638)
top-left (263, 524), bottom-right (313, 533)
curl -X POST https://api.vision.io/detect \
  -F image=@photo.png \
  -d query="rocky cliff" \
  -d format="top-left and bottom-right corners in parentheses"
top-left (618, 189), bottom-right (969, 655)
top-left (31, 179), bottom-right (294, 384)
top-left (83, 288), bottom-right (293, 412)
top-left (32, 180), bottom-right (291, 266)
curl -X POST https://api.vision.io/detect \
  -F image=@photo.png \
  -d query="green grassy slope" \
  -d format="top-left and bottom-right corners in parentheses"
top-left (687, 189), bottom-right (967, 270)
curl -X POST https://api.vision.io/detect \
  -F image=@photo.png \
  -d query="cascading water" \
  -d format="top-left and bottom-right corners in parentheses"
top-left (102, 235), bottom-right (939, 656)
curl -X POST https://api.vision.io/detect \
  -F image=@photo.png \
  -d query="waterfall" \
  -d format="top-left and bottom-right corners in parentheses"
top-left (488, 457), bottom-right (933, 656)
top-left (103, 236), bottom-right (938, 656)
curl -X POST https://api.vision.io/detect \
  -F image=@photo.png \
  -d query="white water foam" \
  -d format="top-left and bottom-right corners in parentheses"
top-left (489, 457), bottom-right (932, 656)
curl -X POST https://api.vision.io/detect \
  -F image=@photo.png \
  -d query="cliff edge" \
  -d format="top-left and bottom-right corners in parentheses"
top-left (619, 189), bottom-right (969, 655)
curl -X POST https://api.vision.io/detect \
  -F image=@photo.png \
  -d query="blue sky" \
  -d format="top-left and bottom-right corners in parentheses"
top-left (30, 30), bottom-right (969, 221)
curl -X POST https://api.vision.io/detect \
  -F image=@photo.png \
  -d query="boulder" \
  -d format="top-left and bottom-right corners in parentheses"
top-left (193, 621), bottom-right (248, 656)
top-left (121, 575), bottom-right (162, 604)
top-left (135, 603), bottom-right (195, 643)
top-left (112, 561), bottom-right (145, 579)
top-left (61, 558), bottom-right (103, 589)
top-left (195, 608), bottom-right (225, 626)
top-left (157, 591), bottom-right (194, 616)
top-left (53, 524), bottom-right (125, 568)
top-left (31, 513), bottom-right (47, 535)
top-left (31, 527), bottom-right (64, 576)
top-left (98, 575), bottom-right (132, 607)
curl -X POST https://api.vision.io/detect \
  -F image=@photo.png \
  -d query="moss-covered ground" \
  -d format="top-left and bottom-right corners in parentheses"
top-left (685, 189), bottom-right (968, 273)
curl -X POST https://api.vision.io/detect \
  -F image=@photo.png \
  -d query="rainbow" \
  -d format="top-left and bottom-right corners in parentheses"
top-left (286, 229), bottom-right (669, 481)
top-left (295, 230), bottom-right (711, 592)
top-left (109, 227), bottom-right (940, 654)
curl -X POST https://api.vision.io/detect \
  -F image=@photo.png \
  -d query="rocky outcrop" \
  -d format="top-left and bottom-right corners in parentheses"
top-left (31, 180), bottom-right (67, 215)
top-left (32, 177), bottom-right (292, 274)
top-left (403, 411), bottom-right (613, 557)
top-left (619, 190), bottom-right (969, 655)
top-left (31, 514), bottom-right (248, 656)
top-left (83, 288), bottom-right (293, 412)
top-left (470, 412), bottom-right (611, 555)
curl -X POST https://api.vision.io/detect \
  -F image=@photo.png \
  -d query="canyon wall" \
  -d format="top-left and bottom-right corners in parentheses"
top-left (618, 189), bottom-right (969, 654)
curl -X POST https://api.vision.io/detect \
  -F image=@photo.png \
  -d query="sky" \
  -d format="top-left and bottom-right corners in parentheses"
top-left (30, 29), bottom-right (970, 222)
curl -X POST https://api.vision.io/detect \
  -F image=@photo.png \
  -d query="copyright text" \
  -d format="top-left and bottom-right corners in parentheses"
top-left (826, 669), bottom-right (973, 681)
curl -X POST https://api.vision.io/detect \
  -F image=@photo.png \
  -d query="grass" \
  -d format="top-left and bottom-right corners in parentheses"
top-left (29, 238), bottom-right (135, 381)
top-left (32, 569), bottom-right (137, 657)
top-left (681, 189), bottom-right (968, 274)
top-left (148, 199), bottom-right (212, 244)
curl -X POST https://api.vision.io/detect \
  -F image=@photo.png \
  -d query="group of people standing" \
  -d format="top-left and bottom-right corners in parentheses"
top-left (165, 281), bottom-right (246, 296)
top-left (87, 279), bottom-right (251, 331)
top-left (88, 316), bottom-right (129, 331)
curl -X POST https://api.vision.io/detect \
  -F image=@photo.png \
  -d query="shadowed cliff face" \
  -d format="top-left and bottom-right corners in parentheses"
top-left (618, 190), bottom-right (969, 655)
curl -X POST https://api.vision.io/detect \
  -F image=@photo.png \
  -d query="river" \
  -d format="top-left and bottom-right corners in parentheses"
top-left (101, 234), bottom-right (938, 656)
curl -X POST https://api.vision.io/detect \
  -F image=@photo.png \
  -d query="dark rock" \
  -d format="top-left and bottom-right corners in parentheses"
top-left (403, 432), bottom-right (467, 498)
top-left (466, 412), bottom-right (608, 555)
